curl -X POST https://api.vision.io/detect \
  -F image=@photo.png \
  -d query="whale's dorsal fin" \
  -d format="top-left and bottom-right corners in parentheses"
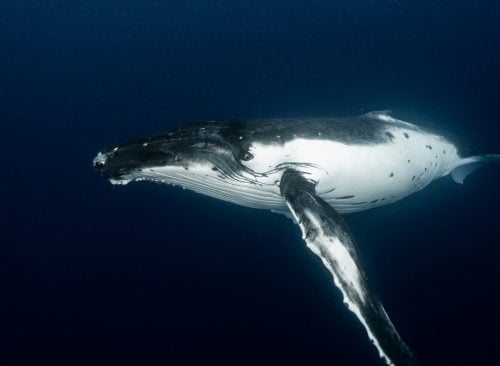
top-left (280, 170), bottom-right (420, 366)
top-left (364, 109), bottom-right (393, 118)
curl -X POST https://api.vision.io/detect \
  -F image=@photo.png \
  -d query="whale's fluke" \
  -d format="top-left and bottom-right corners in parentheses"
top-left (451, 154), bottom-right (500, 184)
top-left (280, 169), bottom-right (420, 366)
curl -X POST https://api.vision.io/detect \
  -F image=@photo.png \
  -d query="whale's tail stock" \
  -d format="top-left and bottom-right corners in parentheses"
top-left (451, 153), bottom-right (500, 184)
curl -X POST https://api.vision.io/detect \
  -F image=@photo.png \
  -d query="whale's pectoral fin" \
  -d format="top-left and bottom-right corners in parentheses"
top-left (280, 169), bottom-right (420, 366)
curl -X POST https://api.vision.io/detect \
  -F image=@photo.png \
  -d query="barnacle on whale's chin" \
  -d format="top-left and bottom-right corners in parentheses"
top-left (109, 173), bottom-right (152, 185)
top-left (109, 178), bottom-right (133, 185)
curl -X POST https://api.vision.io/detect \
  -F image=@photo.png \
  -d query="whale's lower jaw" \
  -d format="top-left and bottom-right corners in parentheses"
top-left (107, 155), bottom-right (442, 215)
top-left (114, 164), bottom-right (287, 211)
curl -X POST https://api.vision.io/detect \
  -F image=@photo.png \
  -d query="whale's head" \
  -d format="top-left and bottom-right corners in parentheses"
top-left (93, 122), bottom-right (252, 186)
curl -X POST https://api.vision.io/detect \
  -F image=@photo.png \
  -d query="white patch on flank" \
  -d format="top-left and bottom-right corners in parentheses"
top-left (243, 128), bottom-right (461, 213)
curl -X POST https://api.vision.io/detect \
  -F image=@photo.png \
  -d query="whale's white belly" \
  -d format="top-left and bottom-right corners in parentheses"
top-left (243, 126), bottom-right (461, 213)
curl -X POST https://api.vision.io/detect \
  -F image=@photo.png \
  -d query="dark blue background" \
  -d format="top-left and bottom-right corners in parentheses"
top-left (2, 1), bottom-right (499, 365)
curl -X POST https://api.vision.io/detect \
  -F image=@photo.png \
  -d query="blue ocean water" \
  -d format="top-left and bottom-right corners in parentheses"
top-left (2, 1), bottom-right (499, 365)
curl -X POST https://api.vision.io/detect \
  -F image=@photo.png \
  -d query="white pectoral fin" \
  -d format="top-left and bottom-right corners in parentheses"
top-left (280, 170), bottom-right (420, 366)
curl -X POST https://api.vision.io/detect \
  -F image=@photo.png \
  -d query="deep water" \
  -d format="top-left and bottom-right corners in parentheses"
top-left (2, 1), bottom-right (500, 365)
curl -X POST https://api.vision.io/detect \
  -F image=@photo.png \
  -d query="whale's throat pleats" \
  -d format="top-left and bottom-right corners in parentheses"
top-left (280, 169), bottom-right (420, 366)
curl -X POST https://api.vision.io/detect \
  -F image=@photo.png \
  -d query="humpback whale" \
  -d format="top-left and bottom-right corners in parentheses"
top-left (94, 111), bottom-right (499, 365)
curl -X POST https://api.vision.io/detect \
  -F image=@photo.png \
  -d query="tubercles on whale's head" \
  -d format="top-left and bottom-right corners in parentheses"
top-left (93, 122), bottom-right (244, 185)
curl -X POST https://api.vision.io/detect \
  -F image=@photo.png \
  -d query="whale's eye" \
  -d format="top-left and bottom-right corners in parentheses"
top-left (241, 151), bottom-right (254, 161)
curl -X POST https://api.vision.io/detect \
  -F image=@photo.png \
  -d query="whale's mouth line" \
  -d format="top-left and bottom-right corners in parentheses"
top-left (102, 160), bottom-right (325, 189)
